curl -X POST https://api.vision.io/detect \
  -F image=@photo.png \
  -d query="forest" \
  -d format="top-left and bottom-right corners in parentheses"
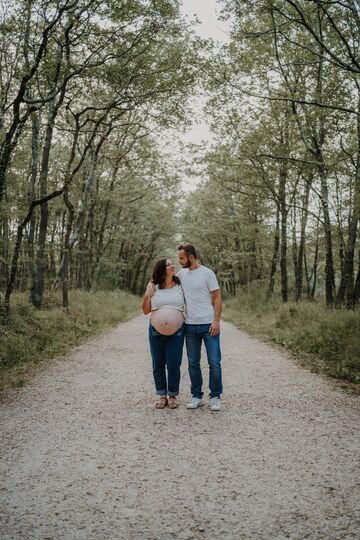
top-left (1, 0), bottom-right (359, 384)
top-left (185, 0), bottom-right (360, 310)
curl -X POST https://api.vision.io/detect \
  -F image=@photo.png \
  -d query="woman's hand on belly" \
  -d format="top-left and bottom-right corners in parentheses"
top-left (151, 308), bottom-right (184, 336)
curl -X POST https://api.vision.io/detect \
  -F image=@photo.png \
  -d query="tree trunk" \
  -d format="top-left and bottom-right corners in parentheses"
top-left (30, 102), bottom-right (57, 308)
top-left (279, 163), bottom-right (288, 302)
top-left (91, 160), bottom-right (120, 290)
top-left (291, 204), bottom-right (298, 287)
top-left (62, 188), bottom-right (75, 308)
top-left (354, 251), bottom-right (360, 305)
top-left (336, 95), bottom-right (360, 308)
top-left (316, 8), bottom-right (335, 306)
top-left (318, 164), bottom-right (335, 306)
top-left (0, 212), bottom-right (9, 291)
top-left (295, 172), bottom-right (312, 301)
top-left (130, 255), bottom-right (143, 294)
top-left (2, 188), bottom-right (63, 313)
top-left (304, 249), bottom-right (311, 298)
top-left (58, 137), bottom-right (106, 277)
top-left (310, 232), bottom-right (319, 300)
top-left (267, 205), bottom-right (280, 297)
top-left (27, 110), bottom-right (40, 291)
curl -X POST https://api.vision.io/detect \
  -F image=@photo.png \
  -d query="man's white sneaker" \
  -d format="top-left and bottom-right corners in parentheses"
top-left (210, 397), bottom-right (221, 411)
top-left (186, 398), bottom-right (203, 409)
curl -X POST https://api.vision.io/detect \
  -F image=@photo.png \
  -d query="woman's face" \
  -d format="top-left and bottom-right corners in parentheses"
top-left (165, 259), bottom-right (176, 277)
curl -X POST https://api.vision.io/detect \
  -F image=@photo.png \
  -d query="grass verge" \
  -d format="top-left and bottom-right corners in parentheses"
top-left (223, 287), bottom-right (360, 389)
top-left (0, 290), bottom-right (140, 391)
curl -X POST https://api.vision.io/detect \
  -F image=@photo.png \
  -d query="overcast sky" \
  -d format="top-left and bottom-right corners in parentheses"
top-left (179, 0), bottom-right (230, 144)
top-left (180, 0), bottom-right (231, 43)
top-left (167, 1), bottom-right (231, 192)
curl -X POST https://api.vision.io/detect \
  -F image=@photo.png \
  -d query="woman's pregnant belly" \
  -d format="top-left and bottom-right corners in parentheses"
top-left (151, 308), bottom-right (184, 336)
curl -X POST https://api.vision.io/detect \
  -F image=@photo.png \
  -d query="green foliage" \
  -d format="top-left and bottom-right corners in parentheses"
top-left (0, 0), bottom-right (202, 311)
top-left (180, 174), bottom-right (269, 294)
top-left (224, 288), bottom-right (360, 384)
top-left (196, 0), bottom-right (360, 309)
top-left (0, 290), bottom-right (140, 390)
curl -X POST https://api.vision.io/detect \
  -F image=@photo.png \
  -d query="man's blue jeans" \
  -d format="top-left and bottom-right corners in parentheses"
top-left (185, 324), bottom-right (223, 399)
top-left (148, 324), bottom-right (185, 397)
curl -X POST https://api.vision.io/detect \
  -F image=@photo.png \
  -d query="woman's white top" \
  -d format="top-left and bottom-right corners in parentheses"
top-left (151, 284), bottom-right (185, 312)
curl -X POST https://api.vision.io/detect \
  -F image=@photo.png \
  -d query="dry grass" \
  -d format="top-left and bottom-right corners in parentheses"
top-left (223, 287), bottom-right (360, 386)
top-left (0, 290), bottom-right (140, 390)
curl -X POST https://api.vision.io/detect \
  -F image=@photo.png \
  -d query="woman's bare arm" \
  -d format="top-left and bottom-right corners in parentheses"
top-left (141, 282), bottom-right (155, 314)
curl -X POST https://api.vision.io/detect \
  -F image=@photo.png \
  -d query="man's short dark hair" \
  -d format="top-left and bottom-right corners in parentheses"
top-left (178, 243), bottom-right (197, 259)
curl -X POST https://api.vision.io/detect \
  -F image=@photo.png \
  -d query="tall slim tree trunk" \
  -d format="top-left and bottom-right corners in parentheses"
top-left (319, 164), bottom-right (335, 306)
top-left (48, 218), bottom-right (58, 281)
top-left (316, 7), bottom-right (335, 306)
top-left (336, 93), bottom-right (360, 308)
top-left (30, 102), bottom-right (57, 307)
top-left (268, 205), bottom-right (280, 297)
top-left (295, 172), bottom-right (312, 301)
top-left (291, 204), bottom-right (298, 287)
top-left (92, 176), bottom-right (118, 289)
top-left (130, 255), bottom-right (143, 294)
top-left (85, 204), bottom-right (95, 291)
top-left (62, 188), bottom-right (75, 308)
top-left (29, 39), bottom-right (66, 307)
top-left (279, 163), bottom-right (288, 302)
top-left (0, 211), bottom-right (9, 291)
top-left (354, 251), bottom-right (360, 305)
top-left (310, 232), bottom-right (320, 300)
top-left (27, 110), bottom-right (40, 291)
top-left (304, 250), bottom-right (311, 298)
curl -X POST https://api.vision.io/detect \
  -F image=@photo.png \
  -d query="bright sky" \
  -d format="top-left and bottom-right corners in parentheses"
top-left (170, 1), bottom-right (231, 192)
top-left (179, 1), bottom-right (231, 139)
top-left (180, 0), bottom-right (231, 42)
top-left (181, 0), bottom-right (228, 143)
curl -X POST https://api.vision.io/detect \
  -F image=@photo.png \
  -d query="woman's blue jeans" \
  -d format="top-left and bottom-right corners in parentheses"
top-left (185, 323), bottom-right (223, 399)
top-left (148, 324), bottom-right (185, 397)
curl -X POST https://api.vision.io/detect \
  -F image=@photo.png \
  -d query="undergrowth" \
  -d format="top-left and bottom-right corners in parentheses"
top-left (223, 286), bottom-right (360, 385)
top-left (0, 290), bottom-right (140, 390)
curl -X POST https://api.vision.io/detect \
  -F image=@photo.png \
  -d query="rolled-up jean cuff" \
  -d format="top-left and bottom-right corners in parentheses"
top-left (167, 391), bottom-right (178, 397)
top-left (156, 390), bottom-right (167, 396)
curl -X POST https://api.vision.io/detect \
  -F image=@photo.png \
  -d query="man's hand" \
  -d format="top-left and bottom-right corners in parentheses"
top-left (210, 290), bottom-right (222, 336)
top-left (209, 320), bottom-right (220, 336)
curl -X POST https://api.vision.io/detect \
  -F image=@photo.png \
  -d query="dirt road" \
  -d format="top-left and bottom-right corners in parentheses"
top-left (1, 315), bottom-right (359, 539)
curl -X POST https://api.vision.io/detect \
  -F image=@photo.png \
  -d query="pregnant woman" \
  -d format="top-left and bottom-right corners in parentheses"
top-left (142, 258), bottom-right (185, 409)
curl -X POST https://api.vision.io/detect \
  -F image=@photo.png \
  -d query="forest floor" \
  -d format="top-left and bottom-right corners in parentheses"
top-left (1, 314), bottom-right (359, 540)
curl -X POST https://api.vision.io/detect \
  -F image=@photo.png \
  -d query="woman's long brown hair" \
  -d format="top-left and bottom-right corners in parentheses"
top-left (151, 258), bottom-right (180, 289)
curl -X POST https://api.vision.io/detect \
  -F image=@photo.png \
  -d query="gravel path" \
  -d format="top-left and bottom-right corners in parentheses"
top-left (1, 315), bottom-right (359, 540)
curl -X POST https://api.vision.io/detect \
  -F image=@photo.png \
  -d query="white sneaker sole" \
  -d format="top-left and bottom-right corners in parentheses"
top-left (186, 402), bottom-right (204, 409)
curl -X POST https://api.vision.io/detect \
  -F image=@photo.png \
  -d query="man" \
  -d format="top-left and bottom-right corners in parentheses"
top-left (177, 243), bottom-right (223, 411)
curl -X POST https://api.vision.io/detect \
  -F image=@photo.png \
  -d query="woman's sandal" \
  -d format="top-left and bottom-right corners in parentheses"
top-left (168, 397), bottom-right (178, 409)
top-left (156, 397), bottom-right (168, 409)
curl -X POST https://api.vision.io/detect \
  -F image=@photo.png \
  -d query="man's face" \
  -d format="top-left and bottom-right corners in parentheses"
top-left (178, 249), bottom-right (191, 268)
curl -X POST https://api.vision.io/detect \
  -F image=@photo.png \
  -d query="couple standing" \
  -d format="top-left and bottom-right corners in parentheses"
top-left (142, 243), bottom-right (223, 411)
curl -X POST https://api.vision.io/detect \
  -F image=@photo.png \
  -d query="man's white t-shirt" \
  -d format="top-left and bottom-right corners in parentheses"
top-left (177, 265), bottom-right (220, 324)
